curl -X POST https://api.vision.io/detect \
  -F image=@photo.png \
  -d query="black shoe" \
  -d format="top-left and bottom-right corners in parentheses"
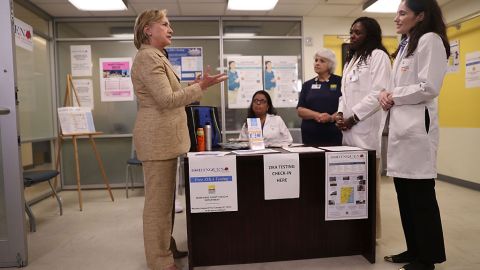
top-left (385, 251), bottom-right (415, 263)
top-left (399, 262), bottom-right (435, 270)
top-left (170, 237), bottom-right (188, 259)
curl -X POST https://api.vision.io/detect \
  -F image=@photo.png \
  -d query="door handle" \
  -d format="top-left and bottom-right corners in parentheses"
top-left (0, 107), bottom-right (11, 115)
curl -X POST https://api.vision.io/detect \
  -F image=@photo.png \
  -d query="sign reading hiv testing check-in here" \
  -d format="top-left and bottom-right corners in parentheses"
top-left (325, 151), bottom-right (368, 221)
top-left (263, 153), bottom-right (300, 200)
top-left (189, 155), bottom-right (238, 213)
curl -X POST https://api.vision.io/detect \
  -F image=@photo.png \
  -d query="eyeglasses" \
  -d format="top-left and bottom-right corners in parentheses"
top-left (253, 99), bottom-right (267, 104)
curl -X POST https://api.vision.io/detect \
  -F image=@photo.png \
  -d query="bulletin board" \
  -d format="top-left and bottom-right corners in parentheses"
top-left (323, 35), bottom-right (398, 76)
top-left (440, 15), bottom-right (480, 128)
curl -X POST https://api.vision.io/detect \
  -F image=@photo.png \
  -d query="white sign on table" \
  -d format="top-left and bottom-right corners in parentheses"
top-left (325, 151), bottom-right (368, 221)
top-left (189, 155), bottom-right (238, 213)
top-left (263, 153), bottom-right (300, 200)
top-left (246, 118), bottom-right (265, 150)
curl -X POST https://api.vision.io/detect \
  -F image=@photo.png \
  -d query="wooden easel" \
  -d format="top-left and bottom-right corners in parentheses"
top-left (54, 74), bottom-right (114, 211)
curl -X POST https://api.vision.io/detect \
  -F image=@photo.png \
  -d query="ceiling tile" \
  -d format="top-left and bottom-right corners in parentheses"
top-left (130, 3), bottom-right (180, 16)
top-left (179, 0), bottom-right (226, 3)
top-left (180, 3), bottom-right (226, 16)
top-left (89, 9), bottom-right (137, 17)
top-left (306, 4), bottom-right (357, 17)
top-left (279, 0), bottom-right (321, 4)
top-left (34, 3), bottom-right (92, 17)
top-left (267, 4), bottom-right (317, 16)
top-left (129, 0), bottom-right (178, 3)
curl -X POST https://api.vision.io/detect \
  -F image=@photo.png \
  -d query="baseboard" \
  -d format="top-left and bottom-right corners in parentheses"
top-left (437, 174), bottom-right (480, 191)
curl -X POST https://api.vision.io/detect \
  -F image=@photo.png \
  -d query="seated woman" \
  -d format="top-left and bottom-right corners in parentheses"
top-left (239, 90), bottom-right (293, 146)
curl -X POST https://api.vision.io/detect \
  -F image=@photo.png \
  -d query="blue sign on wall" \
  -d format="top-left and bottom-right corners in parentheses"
top-left (165, 47), bottom-right (203, 82)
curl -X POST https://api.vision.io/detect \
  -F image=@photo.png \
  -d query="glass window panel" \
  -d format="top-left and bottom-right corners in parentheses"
top-left (57, 21), bottom-right (135, 39)
top-left (223, 21), bottom-right (301, 36)
top-left (13, 2), bottom-right (49, 36)
top-left (56, 20), bottom-right (218, 38)
top-left (223, 39), bottom-right (303, 132)
top-left (170, 20), bottom-right (219, 36)
top-left (17, 35), bottom-right (54, 141)
top-left (61, 137), bottom-right (132, 186)
top-left (56, 40), bottom-right (138, 134)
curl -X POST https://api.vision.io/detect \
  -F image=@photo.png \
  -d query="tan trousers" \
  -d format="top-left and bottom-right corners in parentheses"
top-left (143, 159), bottom-right (177, 270)
top-left (376, 158), bottom-right (382, 239)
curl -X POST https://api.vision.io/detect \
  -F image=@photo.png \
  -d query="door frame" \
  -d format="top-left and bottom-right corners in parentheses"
top-left (0, 0), bottom-right (28, 267)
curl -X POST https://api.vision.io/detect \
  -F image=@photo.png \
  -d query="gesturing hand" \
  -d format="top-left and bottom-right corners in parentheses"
top-left (198, 65), bottom-right (228, 90)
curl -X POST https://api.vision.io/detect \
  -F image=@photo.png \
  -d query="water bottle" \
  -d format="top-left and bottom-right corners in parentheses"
top-left (204, 123), bottom-right (212, 151)
top-left (196, 128), bottom-right (205, 152)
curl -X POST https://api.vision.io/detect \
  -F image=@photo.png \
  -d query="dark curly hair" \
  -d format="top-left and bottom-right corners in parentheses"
top-left (346, 17), bottom-right (389, 65)
top-left (392, 0), bottom-right (450, 59)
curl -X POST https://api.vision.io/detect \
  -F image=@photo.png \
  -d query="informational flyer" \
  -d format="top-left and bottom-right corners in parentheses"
top-left (263, 56), bottom-right (299, 107)
top-left (263, 153), bottom-right (300, 200)
top-left (447, 40), bottom-right (460, 73)
top-left (57, 107), bottom-right (96, 135)
top-left (465, 51), bottom-right (480, 89)
top-left (246, 118), bottom-right (265, 150)
top-left (14, 18), bottom-right (33, 52)
top-left (70, 45), bottom-right (92, 77)
top-left (72, 79), bottom-right (94, 109)
top-left (99, 58), bottom-right (134, 102)
top-left (227, 56), bottom-right (263, 108)
top-left (189, 155), bottom-right (238, 213)
top-left (325, 151), bottom-right (368, 221)
top-left (165, 47), bottom-right (203, 81)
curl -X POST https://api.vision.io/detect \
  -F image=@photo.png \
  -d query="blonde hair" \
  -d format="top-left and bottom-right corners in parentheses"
top-left (133, 9), bottom-right (167, 49)
top-left (314, 48), bottom-right (337, 74)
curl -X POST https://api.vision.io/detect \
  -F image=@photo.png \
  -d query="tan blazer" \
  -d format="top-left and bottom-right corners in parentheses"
top-left (131, 44), bottom-right (203, 161)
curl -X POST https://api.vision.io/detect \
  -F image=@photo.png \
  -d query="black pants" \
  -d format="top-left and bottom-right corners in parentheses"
top-left (393, 178), bottom-right (446, 264)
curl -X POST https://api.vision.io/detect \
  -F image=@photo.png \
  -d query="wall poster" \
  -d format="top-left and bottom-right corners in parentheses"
top-left (263, 56), bottom-right (299, 107)
top-left (165, 47), bottom-right (203, 81)
top-left (99, 57), bottom-right (134, 102)
top-left (227, 56), bottom-right (263, 108)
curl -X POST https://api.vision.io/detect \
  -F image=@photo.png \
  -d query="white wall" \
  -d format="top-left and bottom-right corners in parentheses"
top-left (438, 128), bottom-right (480, 184)
top-left (302, 16), bottom-right (396, 80)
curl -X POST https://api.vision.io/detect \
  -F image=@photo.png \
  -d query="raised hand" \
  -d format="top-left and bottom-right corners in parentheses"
top-left (198, 65), bottom-right (228, 90)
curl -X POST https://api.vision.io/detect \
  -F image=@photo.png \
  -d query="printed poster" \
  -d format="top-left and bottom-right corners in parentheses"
top-left (189, 155), bottom-right (238, 213)
top-left (71, 45), bottom-right (92, 77)
top-left (227, 56), bottom-right (263, 108)
top-left (263, 153), bottom-right (300, 200)
top-left (72, 79), bottom-right (94, 109)
top-left (447, 40), bottom-right (460, 73)
top-left (325, 151), bottom-right (368, 221)
top-left (99, 58), bottom-right (134, 102)
top-left (465, 51), bottom-right (480, 89)
top-left (14, 18), bottom-right (33, 51)
top-left (263, 56), bottom-right (299, 107)
top-left (165, 47), bottom-right (203, 81)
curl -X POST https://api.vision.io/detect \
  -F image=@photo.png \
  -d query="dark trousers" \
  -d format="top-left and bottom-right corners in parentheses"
top-left (394, 178), bottom-right (446, 264)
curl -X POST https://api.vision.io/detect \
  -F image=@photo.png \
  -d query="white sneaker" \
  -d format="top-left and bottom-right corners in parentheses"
top-left (175, 199), bottom-right (183, 213)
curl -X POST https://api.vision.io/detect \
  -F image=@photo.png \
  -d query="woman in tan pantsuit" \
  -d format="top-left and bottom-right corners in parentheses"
top-left (132, 9), bottom-right (226, 270)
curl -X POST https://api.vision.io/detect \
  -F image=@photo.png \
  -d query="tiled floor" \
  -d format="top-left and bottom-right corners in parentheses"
top-left (9, 176), bottom-right (480, 270)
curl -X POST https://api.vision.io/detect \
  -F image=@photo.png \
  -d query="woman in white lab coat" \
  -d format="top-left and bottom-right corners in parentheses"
top-left (239, 90), bottom-right (293, 146)
top-left (379, 1), bottom-right (450, 270)
top-left (335, 16), bottom-right (391, 239)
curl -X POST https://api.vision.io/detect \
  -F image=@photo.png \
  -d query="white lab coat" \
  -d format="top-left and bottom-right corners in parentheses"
top-left (239, 114), bottom-right (293, 145)
top-left (338, 49), bottom-right (391, 157)
top-left (379, 33), bottom-right (447, 179)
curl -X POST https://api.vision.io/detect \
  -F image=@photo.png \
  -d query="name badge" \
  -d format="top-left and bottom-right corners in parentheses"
top-left (311, 84), bottom-right (321, 89)
top-left (400, 59), bottom-right (411, 72)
